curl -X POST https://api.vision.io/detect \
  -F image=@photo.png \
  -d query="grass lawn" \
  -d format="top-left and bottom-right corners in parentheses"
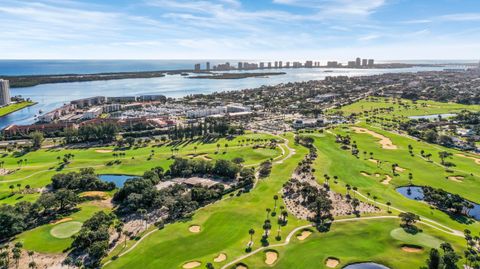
top-left (0, 133), bottom-right (281, 204)
top-left (0, 101), bottom-right (35, 117)
top-left (16, 201), bottom-right (112, 253)
top-left (238, 218), bottom-right (465, 269)
top-left (103, 134), bottom-right (310, 269)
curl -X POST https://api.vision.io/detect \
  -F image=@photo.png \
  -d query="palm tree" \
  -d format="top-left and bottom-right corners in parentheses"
top-left (386, 202), bottom-right (392, 213)
top-left (9, 185), bottom-right (14, 194)
top-left (281, 210), bottom-right (288, 223)
top-left (408, 173), bottom-right (413, 185)
top-left (352, 186), bottom-right (358, 198)
top-left (193, 146), bottom-right (197, 154)
top-left (28, 261), bottom-right (37, 269)
top-left (248, 228), bottom-right (255, 243)
top-left (123, 231), bottom-right (130, 248)
top-left (16, 183), bottom-right (21, 192)
top-left (266, 208), bottom-right (271, 219)
top-left (373, 196), bottom-right (378, 206)
top-left (273, 195), bottom-right (279, 210)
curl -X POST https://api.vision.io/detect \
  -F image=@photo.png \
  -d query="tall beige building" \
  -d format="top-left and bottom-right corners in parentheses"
top-left (0, 79), bottom-right (11, 106)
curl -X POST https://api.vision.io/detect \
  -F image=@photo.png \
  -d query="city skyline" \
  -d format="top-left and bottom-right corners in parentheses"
top-left (0, 0), bottom-right (480, 60)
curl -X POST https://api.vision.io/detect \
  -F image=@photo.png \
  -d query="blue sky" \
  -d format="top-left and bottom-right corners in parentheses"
top-left (1, 0), bottom-right (479, 60)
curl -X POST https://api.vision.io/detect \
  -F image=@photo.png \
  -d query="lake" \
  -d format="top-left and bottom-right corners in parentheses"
top-left (343, 262), bottom-right (390, 269)
top-left (98, 174), bottom-right (138, 188)
top-left (408, 113), bottom-right (457, 120)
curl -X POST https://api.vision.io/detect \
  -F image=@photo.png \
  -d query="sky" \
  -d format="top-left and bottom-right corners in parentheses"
top-left (0, 0), bottom-right (480, 60)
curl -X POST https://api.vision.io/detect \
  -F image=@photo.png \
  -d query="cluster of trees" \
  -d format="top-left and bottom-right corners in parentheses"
top-left (421, 243), bottom-right (461, 269)
top-left (422, 186), bottom-right (472, 216)
top-left (51, 168), bottom-right (115, 192)
top-left (63, 122), bottom-right (119, 144)
top-left (168, 158), bottom-right (241, 179)
top-left (464, 229), bottom-right (480, 269)
top-left (0, 189), bottom-right (79, 240)
top-left (71, 212), bottom-right (115, 267)
top-left (258, 161), bottom-right (272, 178)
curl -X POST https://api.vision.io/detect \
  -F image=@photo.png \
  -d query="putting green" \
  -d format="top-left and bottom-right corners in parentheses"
top-left (390, 228), bottom-right (442, 248)
top-left (50, 221), bottom-right (83, 239)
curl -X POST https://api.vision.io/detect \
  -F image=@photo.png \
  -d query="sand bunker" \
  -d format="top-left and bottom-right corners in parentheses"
top-left (395, 166), bottom-right (405, 172)
top-left (369, 159), bottom-right (379, 164)
top-left (189, 225), bottom-right (201, 233)
top-left (381, 175), bottom-right (392, 185)
top-left (352, 127), bottom-right (397, 150)
top-left (265, 251), bottom-right (278, 265)
top-left (360, 172), bottom-right (370, 177)
top-left (183, 261), bottom-right (201, 268)
top-left (448, 176), bottom-right (464, 182)
top-left (236, 265), bottom-right (248, 269)
top-left (402, 246), bottom-right (423, 253)
top-left (296, 230), bottom-right (312, 241)
top-left (95, 149), bottom-right (112, 153)
top-left (456, 153), bottom-right (480, 165)
top-left (326, 258), bottom-right (340, 268)
top-left (374, 173), bottom-right (381, 177)
top-left (51, 218), bottom-right (72, 225)
top-left (214, 253), bottom-right (227, 262)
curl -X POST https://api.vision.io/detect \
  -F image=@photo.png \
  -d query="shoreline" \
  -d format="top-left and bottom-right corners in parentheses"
top-left (0, 101), bottom-right (37, 118)
top-left (3, 63), bottom-right (444, 88)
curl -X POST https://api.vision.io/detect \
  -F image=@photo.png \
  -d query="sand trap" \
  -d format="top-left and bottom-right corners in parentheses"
top-left (236, 265), bottom-right (248, 269)
top-left (326, 258), bottom-right (340, 268)
top-left (381, 175), bottom-right (392, 185)
top-left (374, 173), bottom-right (381, 177)
top-left (214, 253), bottom-right (227, 262)
top-left (183, 261), bottom-right (201, 269)
top-left (402, 246), bottom-right (423, 253)
top-left (352, 127), bottom-right (397, 150)
top-left (296, 230), bottom-right (312, 241)
top-left (95, 149), bottom-right (112, 153)
top-left (395, 166), bottom-right (405, 172)
top-left (456, 153), bottom-right (480, 165)
top-left (360, 172), bottom-right (370, 177)
top-left (265, 251), bottom-right (278, 265)
top-left (189, 225), bottom-right (201, 233)
top-left (448, 176), bottom-right (464, 182)
top-left (369, 159), bottom-right (379, 164)
top-left (80, 191), bottom-right (108, 199)
top-left (51, 217), bottom-right (72, 224)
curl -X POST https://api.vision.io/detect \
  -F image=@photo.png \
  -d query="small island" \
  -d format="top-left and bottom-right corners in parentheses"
top-left (188, 72), bottom-right (286, 79)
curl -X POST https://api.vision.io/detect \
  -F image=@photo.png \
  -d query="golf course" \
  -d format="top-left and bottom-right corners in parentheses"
top-left (1, 98), bottom-right (479, 269)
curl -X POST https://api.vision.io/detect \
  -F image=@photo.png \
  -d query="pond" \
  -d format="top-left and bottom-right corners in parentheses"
top-left (408, 113), bottom-right (457, 120)
top-left (343, 262), bottom-right (390, 269)
top-left (396, 186), bottom-right (480, 221)
top-left (98, 174), bottom-right (138, 187)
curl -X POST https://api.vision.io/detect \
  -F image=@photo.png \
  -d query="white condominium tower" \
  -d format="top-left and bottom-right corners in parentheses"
top-left (0, 79), bottom-right (11, 106)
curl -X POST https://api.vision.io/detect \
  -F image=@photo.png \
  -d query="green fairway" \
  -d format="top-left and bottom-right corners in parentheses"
top-left (0, 101), bottom-right (35, 117)
top-left (0, 133), bottom-right (281, 204)
top-left (390, 228), bottom-right (443, 248)
top-left (238, 218), bottom-right (465, 269)
top-left (50, 221), bottom-right (83, 239)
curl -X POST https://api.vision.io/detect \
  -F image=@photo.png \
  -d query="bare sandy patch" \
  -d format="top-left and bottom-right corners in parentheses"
top-left (326, 258), bottom-right (340, 268)
top-left (395, 166), bottom-right (405, 172)
top-left (80, 191), bottom-right (108, 199)
top-left (0, 168), bottom-right (12, 176)
top-left (236, 265), bottom-right (248, 269)
top-left (456, 153), bottom-right (480, 165)
top-left (369, 159), bottom-right (378, 164)
top-left (214, 253), bottom-right (227, 263)
top-left (448, 176), bottom-right (464, 182)
top-left (95, 149), bottom-right (112, 153)
top-left (265, 251), bottom-right (278, 265)
top-left (402, 246), bottom-right (423, 253)
top-left (374, 173), bottom-right (381, 177)
top-left (189, 225), bottom-right (201, 233)
top-left (51, 218), bottom-right (72, 225)
top-left (352, 127), bottom-right (397, 150)
top-left (183, 261), bottom-right (201, 268)
top-left (296, 230), bottom-right (312, 241)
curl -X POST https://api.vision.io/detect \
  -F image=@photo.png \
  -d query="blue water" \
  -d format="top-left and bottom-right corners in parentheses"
top-left (0, 60), bottom-right (234, 76)
top-left (98, 174), bottom-right (138, 187)
top-left (396, 186), bottom-right (480, 221)
top-left (0, 60), bottom-right (448, 129)
top-left (409, 113), bottom-right (457, 120)
top-left (343, 263), bottom-right (390, 269)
